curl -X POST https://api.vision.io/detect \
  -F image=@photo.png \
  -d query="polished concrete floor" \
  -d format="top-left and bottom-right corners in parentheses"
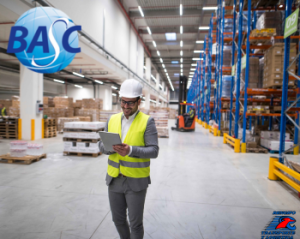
top-left (0, 119), bottom-right (299, 239)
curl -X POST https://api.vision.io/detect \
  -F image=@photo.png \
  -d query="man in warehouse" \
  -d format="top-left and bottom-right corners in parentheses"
top-left (99, 79), bottom-right (159, 239)
top-left (0, 104), bottom-right (7, 116)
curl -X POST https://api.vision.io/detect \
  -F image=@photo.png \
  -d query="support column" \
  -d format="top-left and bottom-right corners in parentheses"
top-left (156, 73), bottom-right (160, 90)
top-left (99, 85), bottom-right (112, 110)
top-left (145, 90), bottom-right (150, 110)
top-left (146, 57), bottom-right (151, 82)
top-left (156, 96), bottom-right (160, 108)
top-left (162, 82), bottom-right (165, 93)
top-left (20, 65), bottom-right (43, 140)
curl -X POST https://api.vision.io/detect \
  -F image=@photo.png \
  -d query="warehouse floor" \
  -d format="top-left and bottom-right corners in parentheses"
top-left (0, 119), bottom-right (300, 239)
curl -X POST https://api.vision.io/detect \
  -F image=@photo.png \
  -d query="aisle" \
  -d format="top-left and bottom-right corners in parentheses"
top-left (0, 120), bottom-right (299, 239)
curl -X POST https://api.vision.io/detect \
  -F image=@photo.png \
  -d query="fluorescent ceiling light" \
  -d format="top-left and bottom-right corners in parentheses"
top-left (164, 69), bottom-right (167, 72)
top-left (203, 6), bottom-right (218, 10)
top-left (74, 84), bottom-right (83, 88)
top-left (162, 64), bottom-right (165, 68)
top-left (196, 40), bottom-right (204, 44)
top-left (181, 73), bottom-right (183, 76)
top-left (138, 6), bottom-right (144, 17)
top-left (180, 64), bottom-right (183, 68)
top-left (160, 58), bottom-right (163, 63)
top-left (171, 61), bottom-right (179, 64)
top-left (143, 66), bottom-right (146, 69)
top-left (180, 25), bottom-right (183, 34)
top-left (190, 68), bottom-right (196, 71)
top-left (194, 50), bottom-right (204, 53)
top-left (192, 64), bottom-right (197, 66)
top-left (199, 26), bottom-right (210, 30)
top-left (180, 50), bottom-right (183, 56)
top-left (279, 4), bottom-right (283, 7)
top-left (53, 79), bottom-right (64, 84)
top-left (151, 75), bottom-right (157, 82)
top-left (180, 69), bottom-right (183, 72)
top-left (73, 72), bottom-right (84, 78)
top-left (180, 40), bottom-right (183, 47)
top-left (152, 41), bottom-right (157, 47)
top-left (95, 80), bottom-right (103, 84)
top-left (112, 93), bottom-right (117, 96)
top-left (111, 86), bottom-right (118, 90)
top-left (180, 4), bottom-right (182, 15)
top-left (192, 58), bottom-right (202, 60)
top-left (147, 27), bottom-right (152, 35)
top-left (157, 51), bottom-right (160, 56)
top-left (165, 33), bottom-right (176, 41)
top-left (159, 84), bottom-right (163, 88)
top-left (180, 58), bottom-right (183, 63)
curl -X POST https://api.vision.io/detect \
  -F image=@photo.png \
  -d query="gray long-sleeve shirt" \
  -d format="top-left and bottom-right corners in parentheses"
top-left (99, 110), bottom-right (159, 191)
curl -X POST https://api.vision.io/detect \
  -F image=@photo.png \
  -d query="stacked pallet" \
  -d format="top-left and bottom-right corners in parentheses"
top-left (149, 110), bottom-right (169, 138)
top-left (44, 119), bottom-right (57, 138)
top-left (99, 110), bottom-right (121, 122)
top-left (63, 122), bottom-right (105, 157)
top-left (260, 131), bottom-right (294, 153)
top-left (0, 117), bottom-right (18, 139)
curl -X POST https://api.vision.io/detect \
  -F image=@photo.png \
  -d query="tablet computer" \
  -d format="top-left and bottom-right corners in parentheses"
top-left (99, 132), bottom-right (122, 151)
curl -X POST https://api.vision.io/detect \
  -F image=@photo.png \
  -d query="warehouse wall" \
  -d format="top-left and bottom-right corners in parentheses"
top-left (66, 84), bottom-right (112, 110)
top-left (0, 69), bottom-right (65, 100)
top-left (48, 0), bottom-right (144, 78)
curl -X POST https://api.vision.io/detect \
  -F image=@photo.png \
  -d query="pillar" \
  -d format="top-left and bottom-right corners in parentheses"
top-left (162, 82), bottom-right (165, 92)
top-left (99, 85), bottom-right (112, 110)
top-left (156, 73), bottom-right (160, 90)
top-left (20, 65), bottom-right (43, 140)
top-left (145, 90), bottom-right (150, 110)
top-left (156, 96), bottom-right (160, 108)
top-left (146, 57), bottom-right (151, 82)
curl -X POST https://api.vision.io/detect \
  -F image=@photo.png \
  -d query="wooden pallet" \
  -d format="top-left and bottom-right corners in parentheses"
top-left (63, 151), bottom-right (101, 157)
top-left (44, 132), bottom-right (57, 138)
top-left (246, 146), bottom-right (268, 154)
top-left (63, 128), bottom-right (104, 132)
top-left (0, 153), bottom-right (46, 165)
top-left (63, 138), bottom-right (100, 143)
top-left (44, 126), bottom-right (57, 132)
top-left (247, 110), bottom-right (270, 114)
top-left (44, 119), bottom-right (56, 126)
top-left (158, 135), bottom-right (169, 138)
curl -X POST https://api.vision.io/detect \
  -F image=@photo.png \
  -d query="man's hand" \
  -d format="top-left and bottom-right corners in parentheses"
top-left (113, 143), bottom-right (130, 156)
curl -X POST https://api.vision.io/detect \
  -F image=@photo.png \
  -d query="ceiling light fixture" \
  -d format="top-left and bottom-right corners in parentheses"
top-left (180, 64), bottom-right (183, 68)
top-left (180, 50), bottom-right (183, 56)
top-left (203, 6), bottom-right (218, 10)
top-left (164, 69), bottom-right (167, 72)
top-left (199, 26), bottom-right (210, 30)
top-left (180, 25), bottom-right (183, 34)
top-left (111, 86), bottom-right (118, 90)
top-left (192, 64), bottom-right (197, 66)
top-left (180, 40), bottom-right (183, 47)
top-left (143, 66), bottom-right (146, 69)
top-left (162, 64), bottom-right (165, 68)
top-left (95, 80), bottom-right (103, 84)
top-left (196, 40), bottom-right (204, 44)
top-left (180, 58), bottom-right (183, 63)
top-left (192, 58), bottom-right (203, 60)
top-left (157, 51), bottom-right (160, 56)
top-left (180, 4), bottom-right (183, 15)
top-left (160, 58), bottom-right (163, 63)
top-left (194, 50), bottom-right (204, 53)
top-left (138, 6), bottom-right (144, 17)
top-left (53, 79), bottom-right (65, 84)
top-left (147, 27), bottom-right (152, 35)
top-left (112, 93), bottom-right (117, 96)
top-left (73, 72), bottom-right (84, 78)
top-left (165, 33), bottom-right (177, 41)
top-left (152, 41), bottom-right (157, 47)
top-left (74, 85), bottom-right (83, 88)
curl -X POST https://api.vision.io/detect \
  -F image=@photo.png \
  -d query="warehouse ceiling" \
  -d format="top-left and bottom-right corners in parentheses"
top-left (124, 0), bottom-right (218, 89)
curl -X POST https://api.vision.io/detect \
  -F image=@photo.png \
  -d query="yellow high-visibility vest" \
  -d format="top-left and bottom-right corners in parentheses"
top-left (1, 107), bottom-right (6, 116)
top-left (107, 111), bottom-right (150, 178)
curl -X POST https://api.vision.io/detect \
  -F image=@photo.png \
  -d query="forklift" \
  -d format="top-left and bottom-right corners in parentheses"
top-left (171, 76), bottom-right (196, 132)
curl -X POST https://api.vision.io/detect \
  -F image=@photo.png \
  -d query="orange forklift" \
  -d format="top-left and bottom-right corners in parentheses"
top-left (171, 76), bottom-right (196, 132)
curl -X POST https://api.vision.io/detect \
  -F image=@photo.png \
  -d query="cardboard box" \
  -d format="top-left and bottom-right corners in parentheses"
top-left (53, 97), bottom-right (73, 108)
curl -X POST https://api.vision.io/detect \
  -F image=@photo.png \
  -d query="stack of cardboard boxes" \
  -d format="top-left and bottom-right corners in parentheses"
top-left (44, 96), bottom-right (74, 119)
top-left (260, 131), bottom-right (293, 151)
top-left (99, 110), bottom-right (121, 122)
top-left (241, 57), bottom-right (260, 88)
top-left (263, 43), bottom-right (297, 88)
top-left (74, 98), bottom-right (103, 121)
top-left (149, 110), bottom-right (169, 138)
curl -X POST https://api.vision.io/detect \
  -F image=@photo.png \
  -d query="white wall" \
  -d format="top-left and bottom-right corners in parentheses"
top-left (66, 85), bottom-right (94, 101)
top-left (48, 0), bottom-right (144, 78)
top-left (99, 85), bottom-right (112, 110)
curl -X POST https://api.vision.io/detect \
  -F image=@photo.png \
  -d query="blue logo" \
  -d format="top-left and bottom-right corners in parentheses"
top-left (7, 7), bottom-right (81, 73)
top-left (261, 211), bottom-right (297, 239)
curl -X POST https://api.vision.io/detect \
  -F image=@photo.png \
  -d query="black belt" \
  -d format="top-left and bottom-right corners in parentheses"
top-left (119, 173), bottom-right (126, 177)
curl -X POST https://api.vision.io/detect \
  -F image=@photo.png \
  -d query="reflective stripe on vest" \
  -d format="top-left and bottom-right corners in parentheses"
top-left (107, 111), bottom-right (150, 178)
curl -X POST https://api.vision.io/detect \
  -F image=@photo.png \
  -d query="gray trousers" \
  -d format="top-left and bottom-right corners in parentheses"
top-left (108, 176), bottom-right (147, 239)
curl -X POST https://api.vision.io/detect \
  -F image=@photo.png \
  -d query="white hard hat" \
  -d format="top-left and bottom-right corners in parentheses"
top-left (119, 79), bottom-right (143, 98)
